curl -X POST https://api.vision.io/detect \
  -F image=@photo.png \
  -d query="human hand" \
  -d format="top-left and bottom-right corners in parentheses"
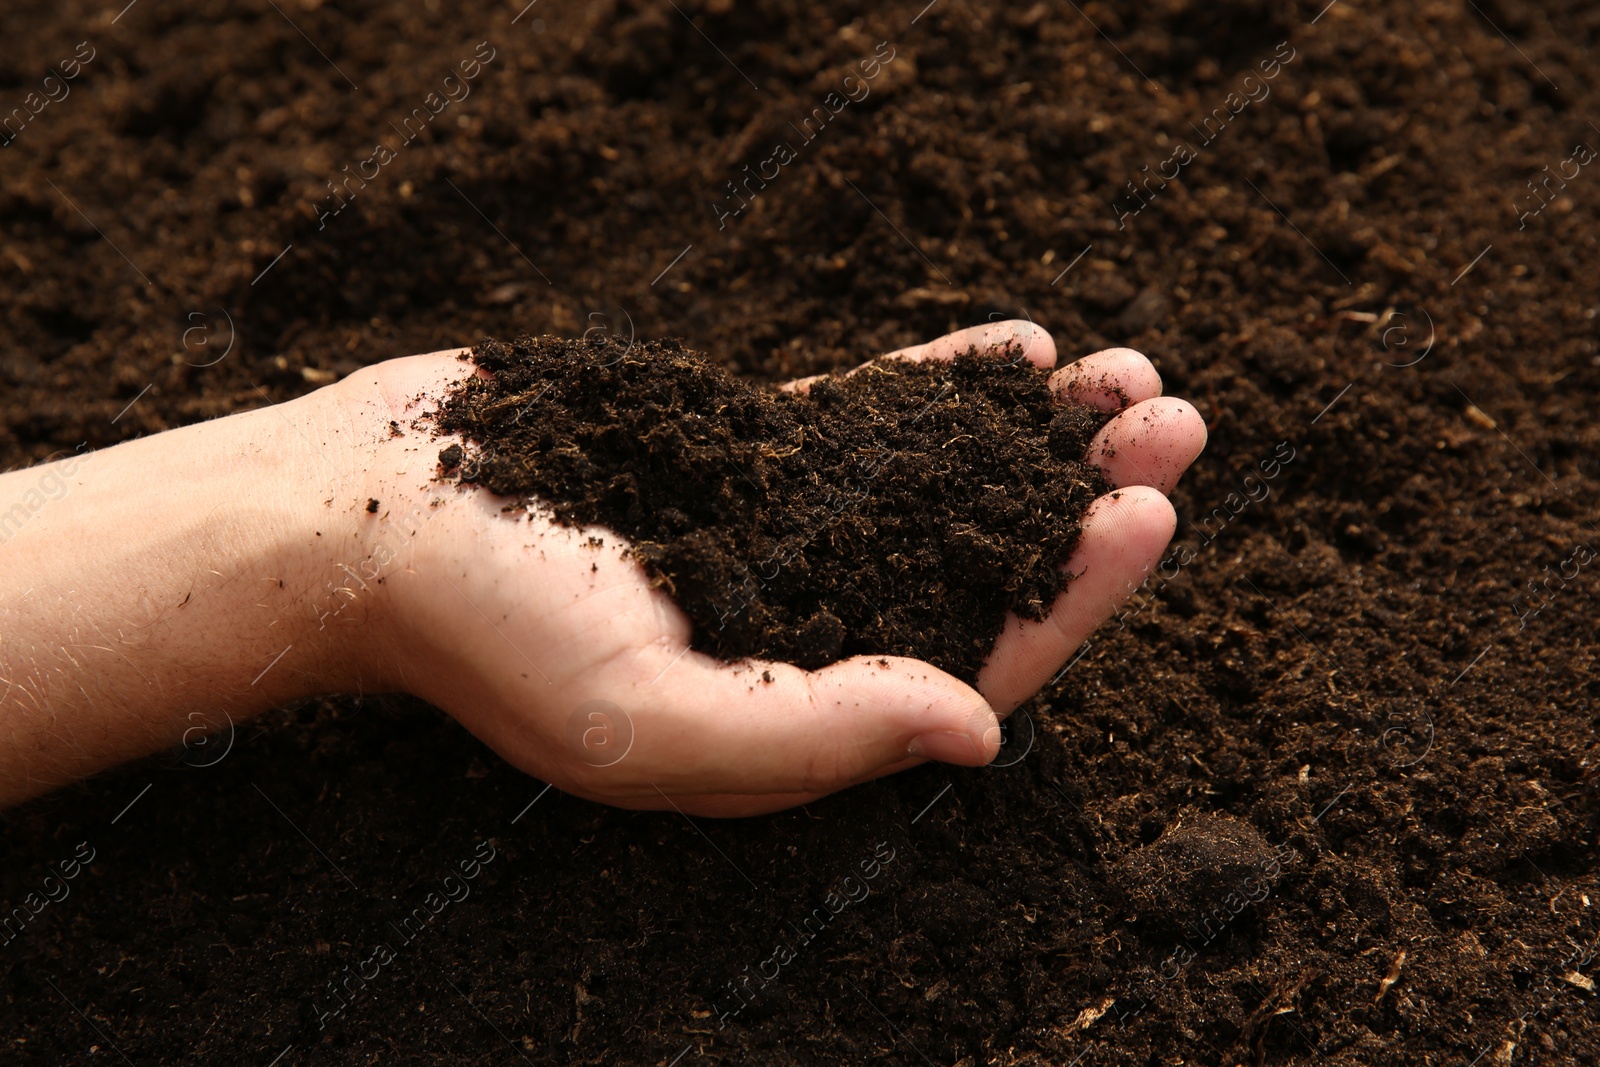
top-left (340, 321), bottom-right (1205, 816)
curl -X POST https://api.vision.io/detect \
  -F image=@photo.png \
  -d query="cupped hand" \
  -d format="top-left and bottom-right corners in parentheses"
top-left (342, 322), bottom-right (1205, 816)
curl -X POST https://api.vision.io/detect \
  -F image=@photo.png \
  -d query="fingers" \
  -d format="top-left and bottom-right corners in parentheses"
top-left (1087, 396), bottom-right (1207, 494)
top-left (580, 653), bottom-right (1000, 802)
top-left (977, 485), bottom-right (1177, 713)
top-left (568, 335), bottom-right (1198, 813)
top-left (881, 319), bottom-right (1058, 370)
top-left (784, 319), bottom-right (1056, 393)
top-left (1049, 347), bottom-right (1163, 411)
top-left (610, 485), bottom-right (1185, 814)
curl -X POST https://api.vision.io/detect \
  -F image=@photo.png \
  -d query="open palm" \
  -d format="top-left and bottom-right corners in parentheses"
top-left (352, 321), bottom-right (1206, 816)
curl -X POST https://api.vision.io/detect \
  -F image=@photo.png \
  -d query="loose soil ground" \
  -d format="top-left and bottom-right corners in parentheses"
top-left (3, 1), bottom-right (1598, 1065)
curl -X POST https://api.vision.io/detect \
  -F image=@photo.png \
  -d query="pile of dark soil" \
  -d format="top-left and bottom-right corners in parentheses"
top-left (433, 336), bottom-right (1110, 681)
top-left (3, 1), bottom-right (1599, 1065)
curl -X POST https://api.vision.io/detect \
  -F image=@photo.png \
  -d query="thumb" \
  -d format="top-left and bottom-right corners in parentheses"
top-left (632, 653), bottom-right (1000, 799)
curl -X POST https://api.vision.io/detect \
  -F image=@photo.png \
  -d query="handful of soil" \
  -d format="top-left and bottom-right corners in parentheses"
top-left (433, 336), bottom-right (1113, 684)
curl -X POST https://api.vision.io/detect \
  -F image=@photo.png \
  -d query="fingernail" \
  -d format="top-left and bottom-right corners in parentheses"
top-left (907, 731), bottom-right (987, 765)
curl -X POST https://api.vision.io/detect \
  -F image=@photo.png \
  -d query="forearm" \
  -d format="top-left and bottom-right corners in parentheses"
top-left (0, 384), bottom-right (385, 804)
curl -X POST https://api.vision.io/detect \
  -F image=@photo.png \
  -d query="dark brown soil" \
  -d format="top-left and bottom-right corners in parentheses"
top-left (3, 1), bottom-right (1600, 1066)
top-left (433, 336), bottom-right (1109, 682)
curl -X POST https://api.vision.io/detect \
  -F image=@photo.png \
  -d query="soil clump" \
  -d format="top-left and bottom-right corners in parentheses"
top-left (434, 335), bottom-right (1111, 683)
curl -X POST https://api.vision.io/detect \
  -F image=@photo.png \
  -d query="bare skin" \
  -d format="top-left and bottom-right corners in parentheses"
top-left (0, 321), bottom-right (1205, 815)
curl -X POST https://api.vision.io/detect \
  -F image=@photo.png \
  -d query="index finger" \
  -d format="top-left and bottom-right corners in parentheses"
top-left (784, 319), bottom-right (1057, 393)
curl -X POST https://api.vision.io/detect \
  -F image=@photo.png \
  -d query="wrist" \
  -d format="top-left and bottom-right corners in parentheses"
top-left (0, 385), bottom-right (374, 800)
top-left (0, 347), bottom-right (478, 805)
top-left (308, 348), bottom-right (478, 693)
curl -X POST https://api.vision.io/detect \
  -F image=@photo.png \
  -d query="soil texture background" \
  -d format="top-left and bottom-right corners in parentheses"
top-left (3, 1), bottom-right (1599, 1065)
